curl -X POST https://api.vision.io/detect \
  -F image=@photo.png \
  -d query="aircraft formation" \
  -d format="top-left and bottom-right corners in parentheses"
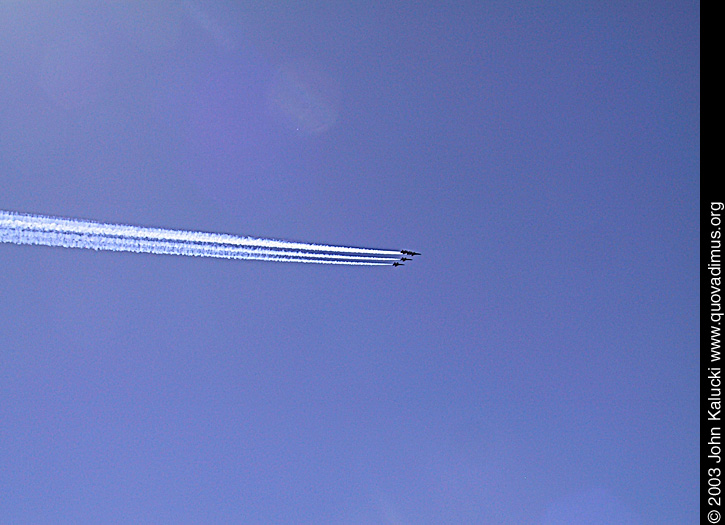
top-left (393, 250), bottom-right (421, 267)
top-left (1, 209), bottom-right (421, 268)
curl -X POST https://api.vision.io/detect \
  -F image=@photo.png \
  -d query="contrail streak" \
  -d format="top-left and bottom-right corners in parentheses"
top-left (1, 210), bottom-right (400, 256)
top-left (0, 210), bottom-right (399, 265)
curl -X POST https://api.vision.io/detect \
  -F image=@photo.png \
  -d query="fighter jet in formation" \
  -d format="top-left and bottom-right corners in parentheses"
top-left (391, 250), bottom-right (419, 268)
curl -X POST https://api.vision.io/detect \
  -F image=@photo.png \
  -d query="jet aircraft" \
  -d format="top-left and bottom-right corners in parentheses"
top-left (401, 250), bottom-right (420, 256)
top-left (400, 257), bottom-right (412, 261)
top-left (393, 262), bottom-right (404, 267)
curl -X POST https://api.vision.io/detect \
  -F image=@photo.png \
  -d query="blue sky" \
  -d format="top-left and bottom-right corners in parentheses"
top-left (1, 2), bottom-right (699, 523)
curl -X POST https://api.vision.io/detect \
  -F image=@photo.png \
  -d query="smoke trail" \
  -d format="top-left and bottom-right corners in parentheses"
top-left (0, 210), bottom-right (398, 265)
top-left (0, 210), bottom-right (400, 257)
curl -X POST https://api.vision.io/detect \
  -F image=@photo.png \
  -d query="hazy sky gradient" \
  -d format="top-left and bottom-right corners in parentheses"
top-left (1, 2), bottom-right (699, 523)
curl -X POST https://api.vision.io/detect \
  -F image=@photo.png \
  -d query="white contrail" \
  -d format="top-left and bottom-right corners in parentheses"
top-left (0, 210), bottom-right (399, 265)
top-left (0, 210), bottom-right (401, 256)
